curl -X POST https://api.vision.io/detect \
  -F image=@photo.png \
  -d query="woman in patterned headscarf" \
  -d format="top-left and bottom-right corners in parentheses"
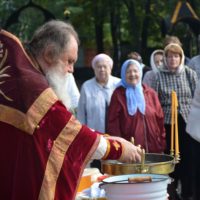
top-left (107, 59), bottom-right (166, 153)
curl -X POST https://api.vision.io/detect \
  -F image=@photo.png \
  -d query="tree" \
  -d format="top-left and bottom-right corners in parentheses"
top-left (1, 0), bottom-right (200, 68)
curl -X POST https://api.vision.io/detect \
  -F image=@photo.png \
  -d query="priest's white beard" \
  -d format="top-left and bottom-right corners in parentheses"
top-left (45, 62), bottom-right (72, 110)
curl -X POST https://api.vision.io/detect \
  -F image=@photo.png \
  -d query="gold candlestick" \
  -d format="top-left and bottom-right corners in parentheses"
top-left (174, 92), bottom-right (180, 161)
top-left (170, 91), bottom-right (175, 156)
top-left (171, 91), bottom-right (180, 162)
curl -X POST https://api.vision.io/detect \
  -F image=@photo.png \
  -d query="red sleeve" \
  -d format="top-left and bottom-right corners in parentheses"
top-left (102, 139), bottom-right (123, 160)
top-left (107, 88), bottom-right (122, 137)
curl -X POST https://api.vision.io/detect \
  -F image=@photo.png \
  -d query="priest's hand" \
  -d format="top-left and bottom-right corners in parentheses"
top-left (106, 136), bottom-right (142, 163)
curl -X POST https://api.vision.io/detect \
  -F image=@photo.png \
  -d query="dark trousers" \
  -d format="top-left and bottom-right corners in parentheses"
top-left (165, 115), bottom-right (195, 200)
top-left (192, 140), bottom-right (200, 200)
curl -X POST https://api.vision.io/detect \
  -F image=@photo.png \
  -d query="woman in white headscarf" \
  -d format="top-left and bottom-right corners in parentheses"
top-left (143, 49), bottom-right (164, 87)
top-left (107, 59), bottom-right (166, 153)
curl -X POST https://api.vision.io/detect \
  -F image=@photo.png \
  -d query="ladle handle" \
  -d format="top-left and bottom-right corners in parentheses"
top-left (141, 149), bottom-right (146, 173)
top-left (99, 176), bottom-right (170, 186)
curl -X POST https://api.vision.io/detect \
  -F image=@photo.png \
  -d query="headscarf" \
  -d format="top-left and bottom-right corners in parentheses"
top-left (91, 53), bottom-right (113, 69)
top-left (150, 49), bottom-right (164, 73)
top-left (118, 59), bottom-right (145, 115)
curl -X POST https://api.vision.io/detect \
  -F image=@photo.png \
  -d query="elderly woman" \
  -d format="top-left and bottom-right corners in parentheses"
top-left (77, 53), bottom-right (120, 133)
top-left (152, 43), bottom-right (198, 200)
top-left (107, 59), bottom-right (166, 153)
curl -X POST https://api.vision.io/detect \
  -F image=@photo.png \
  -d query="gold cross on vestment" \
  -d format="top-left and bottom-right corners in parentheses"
top-left (113, 141), bottom-right (120, 151)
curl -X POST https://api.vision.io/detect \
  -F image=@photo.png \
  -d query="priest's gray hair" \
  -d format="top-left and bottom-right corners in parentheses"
top-left (29, 20), bottom-right (79, 62)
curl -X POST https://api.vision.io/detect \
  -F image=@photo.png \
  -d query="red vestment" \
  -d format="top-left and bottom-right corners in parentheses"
top-left (0, 30), bottom-right (100, 200)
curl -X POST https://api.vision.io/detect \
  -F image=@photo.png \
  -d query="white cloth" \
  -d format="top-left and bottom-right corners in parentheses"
top-left (186, 79), bottom-right (200, 142)
top-left (91, 135), bottom-right (107, 159)
top-left (77, 75), bottom-right (120, 132)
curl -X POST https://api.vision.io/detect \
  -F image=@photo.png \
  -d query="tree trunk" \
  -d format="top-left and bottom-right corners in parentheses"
top-left (109, 0), bottom-right (121, 75)
top-left (93, 0), bottom-right (104, 53)
top-left (141, 0), bottom-right (151, 56)
top-left (124, 0), bottom-right (141, 50)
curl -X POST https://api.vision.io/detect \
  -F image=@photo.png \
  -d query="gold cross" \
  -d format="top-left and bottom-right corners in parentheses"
top-left (113, 141), bottom-right (120, 151)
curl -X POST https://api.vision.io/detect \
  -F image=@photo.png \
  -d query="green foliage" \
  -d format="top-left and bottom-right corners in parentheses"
top-left (1, 0), bottom-right (200, 62)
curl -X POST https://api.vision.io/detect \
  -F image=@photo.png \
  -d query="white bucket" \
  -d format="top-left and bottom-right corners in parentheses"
top-left (100, 174), bottom-right (171, 200)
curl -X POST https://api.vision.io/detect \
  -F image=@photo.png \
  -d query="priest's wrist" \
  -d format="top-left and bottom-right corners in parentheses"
top-left (101, 139), bottom-right (123, 160)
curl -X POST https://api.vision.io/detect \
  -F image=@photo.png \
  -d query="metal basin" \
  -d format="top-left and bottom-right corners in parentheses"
top-left (101, 153), bottom-right (176, 175)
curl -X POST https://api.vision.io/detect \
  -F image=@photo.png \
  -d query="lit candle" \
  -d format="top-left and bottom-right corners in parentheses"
top-left (174, 92), bottom-right (179, 156)
top-left (170, 91), bottom-right (175, 155)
